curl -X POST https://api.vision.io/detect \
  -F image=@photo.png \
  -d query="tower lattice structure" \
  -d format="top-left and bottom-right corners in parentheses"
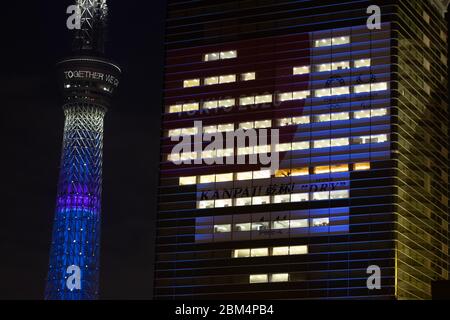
top-left (45, 0), bottom-right (120, 300)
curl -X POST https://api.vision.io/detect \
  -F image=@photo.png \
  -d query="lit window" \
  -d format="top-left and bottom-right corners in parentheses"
top-left (219, 74), bottom-right (237, 84)
top-left (237, 147), bottom-right (252, 156)
top-left (332, 36), bottom-right (350, 46)
top-left (354, 59), bottom-right (371, 68)
top-left (290, 219), bottom-right (309, 228)
top-left (272, 247), bottom-right (289, 256)
top-left (255, 145), bottom-right (270, 154)
top-left (331, 164), bottom-right (349, 173)
top-left (183, 103), bottom-right (199, 112)
top-left (292, 141), bottom-right (310, 151)
top-left (353, 109), bottom-right (371, 119)
top-left (332, 86), bottom-right (350, 96)
top-left (219, 99), bottom-right (235, 108)
top-left (354, 162), bottom-right (371, 171)
top-left (331, 138), bottom-right (349, 147)
top-left (217, 148), bottom-right (234, 158)
top-left (293, 90), bottom-right (310, 100)
top-left (333, 61), bottom-right (350, 70)
top-left (275, 169), bottom-right (291, 178)
top-left (169, 105), bottom-right (182, 113)
top-left (200, 175), bottom-right (215, 184)
top-left (292, 116), bottom-right (310, 125)
top-left (312, 191), bottom-right (330, 201)
top-left (331, 112), bottom-right (349, 121)
top-left (290, 245), bottom-right (308, 255)
top-left (371, 108), bottom-right (387, 117)
top-left (272, 220), bottom-right (290, 230)
top-left (240, 122), bottom-right (254, 130)
top-left (255, 120), bottom-right (271, 128)
top-left (315, 38), bottom-right (332, 47)
top-left (315, 166), bottom-right (330, 174)
top-left (314, 139), bottom-right (331, 149)
top-left (235, 197), bottom-right (252, 207)
top-left (198, 200), bottom-right (215, 209)
top-left (255, 94), bottom-right (273, 104)
top-left (279, 92), bottom-right (293, 102)
top-left (291, 168), bottom-right (309, 176)
top-left (252, 221), bottom-right (269, 231)
top-left (235, 223), bottom-right (251, 232)
top-left (312, 218), bottom-right (330, 227)
top-left (215, 199), bottom-right (232, 208)
top-left (202, 150), bottom-right (215, 159)
top-left (179, 176), bottom-right (196, 185)
top-left (317, 63), bottom-right (332, 72)
top-left (203, 126), bottom-right (218, 134)
top-left (233, 249), bottom-right (250, 258)
top-left (293, 66), bottom-right (310, 75)
top-left (291, 193), bottom-right (309, 202)
top-left (218, 123), bottom-right (234, 132)
top-left (216, 173), bottom-right (233, 183)
top-left (315, 88), bottom-right (331, 98)
top-left (278, 118), bottom-right (293, 127)
top-left (276, 143), bottom-right (292, 152)
top-left (182, 127), bottom-right (198, 136)
top-left (241, 72), bottom-right (256, 81)
top-left (316, 114), bottom-right (331, 122)
top-left (214, 224), bottom-right (231, 233)
top-left (183, 79), bottom-right (200, 88)
top-left (250, 274), bottom-right (268, 284)
top-left (240, 96), bottom-right (255, 106)
top-left (220, 50), bottom-right (237, 60)
top-left (330, 190), bottom-right (349, 199)
top-left (252, 196), bottom-right (270, 205)
top-left (273, 195), bottom-right (290, 204)
top-left (203, 100), bottom-right (218, 109)
top-left (204, 52), bottom-right (220, 62)
top-left (354, 82), bottom-right (388, 94)
top-left (168, 128), bottom-right (182, 137)
top-left (270, 273), bottom-right (289, 283)
top-left (251, 248), bottom-right (269, 257)
top-left (253, 170), bottom-right (271, 180)
top-left (423, 34), bottom-right (430, 47)
top-left (204, 76), bottom-right (219, 86)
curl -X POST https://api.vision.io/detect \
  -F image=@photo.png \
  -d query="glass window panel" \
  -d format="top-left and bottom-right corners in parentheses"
top-left (353, 109), bottom-right (371, 119)
top-left (235, 197), bottom-right (252, 207)
top-left (240, 122), bottom-right (254, 130)
top-left (330, 164), bottom-right (349, 173)
top-left (233, 249), bottom-right (250, 258)
top-left (168, 129), bottom-right (182, 137)
top-left (204, 77), bottom-right (219, 86)
top-left (255, 94), bottom-right (272, 104)
top-left (255, 120), bottom-right (272, 128)
top-left (219, 74), bottom-right (237, 84)
top-left (255, 145), bottom-right (271, 154)
top-left (200, 175), bottom-right (215, 184)
top-left (314, 166), bottom-right (330, 174)
top-left (312, 218), bottom-right (330, 227)
top-left (251, 248), bottom-right (269, 257)
top-left (198, 200), bottom-right (215, 209)
top-left (331, 138), bottom-right (349, 147)
top-left (276, 143), bottom-right (292, 152)
top-left (332, 61), bottom-right (350, 70)
top-left (253, 170), bottom-right (271, 180)
top-left (252, 196), bottom-right (270, 205)
top-left (278, 118), bottom-right (293, 127)
top-left (371, 108), bottom-right (387, 117)
top-left (270, 273), bottom-right (289, 282)
top-left (240, 96), bottom-right (255, 106)
top-left (293, 66), bottom-right (310, 75)
top-left (332, 36), bottom-right (350, 46)
top-left (273, 195), bottom-right (290, 204)
top-left (203, 125), bottom-right (218, 134)
top-left (292, 141), bottom-right (310, 150)
top-left (182, 127), bottom-right (197, 135)
top-left (241, 72), bottom-right (256, 81)
top-left (293, 90), bottom-right (310, 100)
top-left (204, 52), bottom-right (219, 62)
top-left (218, 123), bottom-right (234, 132)
top-left (293, 116), bottom-right (310, 125)
top-left (234, 223), bottom-right (251, 232)
top-left (331, 112), bottom-right (349, 121)
top-left (314, 139), bottom-right (331, 149)
top-left (291, 168), bottom-right (309, 176)
top-left (201, 150), bottom-right (215, 159)
top-left (220, 50), bottom-right (237, 60)
top-left (317, 63), bottom-right (332, 72)
top-left (217, 148), bottom-right (234, 158)
top-left (315, 38), bottom-right (332, 47)
top-left (203, 100), bottom-right (218, 109)
top-left (179, 176), bottom-right (196, 185)
top-left (315, 88), bottom-right (332, 98)
top-left (250, 274), bottom-right (268, 284)
top-left (354, 162), bottom-right (371, 171)
top-left (252, 221), bottom-right (269, 231)
top-left (330, 190), bottom-right (349, 199)
top-left (169, 105), bottom-right (182, 113)
top-left (272, 220), bottom-right (290, 230)
top-left (332, 86), bottom-right (350, 96)
top-left (290, 219), bottom-right (309, 228)
top-left (216, 173), bottom-right (233, 183)
top-left (236, 171), bottom-right (253, 180)
top-left (312, 191), bottom-right (330, 200)
top-left (215, 199), bottom-right (232, 208)
top-left (183, 79), bottom-right (200, 88)
top-left (291, 193), bottom-right (309, 202)
top-left (275, 169), bottom-right (291, 178)
top-left (290, 245), bottom-right (308, 255)
top-left (214, 224), bottom-right (231, 233)
top-left (219, 99), bottom-right (235, 108)
top-left (354, 59), bottom-right (371, 68)
top-left (316, 114), bottom-right (331, 122)
top-left (272, 247), bottom-right (289, 256)
top-left (183, 103), bottom-right (199, 112)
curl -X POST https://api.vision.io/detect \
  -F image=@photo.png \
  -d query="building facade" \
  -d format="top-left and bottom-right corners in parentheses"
top-left (155, 0), bottom-right (449, 299)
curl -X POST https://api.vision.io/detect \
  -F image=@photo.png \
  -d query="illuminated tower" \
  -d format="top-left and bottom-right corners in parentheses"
top-left (45, 0), bottom-right (120, 300)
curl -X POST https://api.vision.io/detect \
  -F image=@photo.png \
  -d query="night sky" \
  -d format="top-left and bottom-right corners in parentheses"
top-left (1, 0), bottom-right (166, 299)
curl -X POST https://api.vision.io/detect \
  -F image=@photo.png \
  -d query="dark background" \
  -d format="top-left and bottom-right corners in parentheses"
top-left (1, 0), bottom-right (166, 299)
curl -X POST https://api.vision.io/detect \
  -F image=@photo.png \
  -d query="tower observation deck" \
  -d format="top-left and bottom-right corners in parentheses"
top-left (45, 0), bottom-right (120, 300)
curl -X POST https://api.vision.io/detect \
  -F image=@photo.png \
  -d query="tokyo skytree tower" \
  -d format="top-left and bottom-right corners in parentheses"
top-left (45, 0), bottom-right (120, 300)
